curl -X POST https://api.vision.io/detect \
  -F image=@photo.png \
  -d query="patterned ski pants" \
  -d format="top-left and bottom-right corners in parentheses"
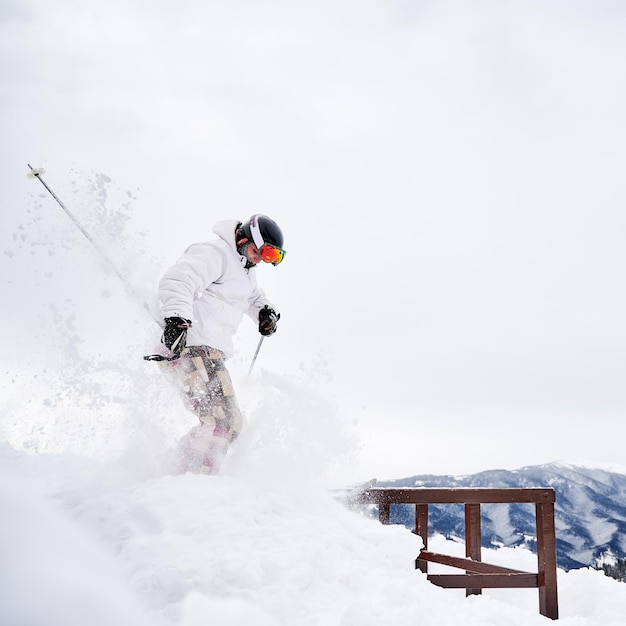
top-left (165, 345), bottom-right (243, 475)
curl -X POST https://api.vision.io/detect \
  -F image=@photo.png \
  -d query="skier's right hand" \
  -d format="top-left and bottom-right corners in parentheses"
top-left (258, 305), bottom-right (280, 336)
top-left (162, 317), bottom-right (192, 357)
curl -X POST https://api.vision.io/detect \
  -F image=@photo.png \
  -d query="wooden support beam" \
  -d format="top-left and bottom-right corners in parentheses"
top-left (465, 503), bottom-right (482, 596)
top-left (415, 504), bottom-right (429, 573)
top-left (428, 573), bottom-right (539, 589)
top-left (363, 487), bottom-right (555, 505)
top-left (378, 501), bottom-right (390, 525)
top-left (536, 502), bottom-right (559, 620)
top-left (419, 551), bottom-right (527, 575)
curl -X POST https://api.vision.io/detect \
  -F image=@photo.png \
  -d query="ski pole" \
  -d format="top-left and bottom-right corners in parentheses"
top-left (27, 164), bottom-right (159, 325)
top-left (247, 336), bottom-right (264, 377)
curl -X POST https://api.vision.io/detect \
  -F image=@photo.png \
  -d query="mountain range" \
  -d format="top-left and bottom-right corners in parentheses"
top-left (375, 463), bottom-right (626, 572)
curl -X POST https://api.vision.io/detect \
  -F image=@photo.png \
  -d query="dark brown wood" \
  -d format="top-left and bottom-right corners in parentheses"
top-left (428, 573), bottom-right (539, 589)
top-left (415, 504), bottom-right (429, 573)
top-left (536, 502), bottom-right (559, 620)
top-left (419, 551), bottom-right (527, 574)
top-left (465, 503), bottom-right (482, 596)
top-left (362, 487), bottom-right (555, 505)
top-left (378, 501), bottom-right (390, 525)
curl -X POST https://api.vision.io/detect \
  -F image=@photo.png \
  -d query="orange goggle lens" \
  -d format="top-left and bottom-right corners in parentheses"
top-left (259, 244), bottom-right (285, 265)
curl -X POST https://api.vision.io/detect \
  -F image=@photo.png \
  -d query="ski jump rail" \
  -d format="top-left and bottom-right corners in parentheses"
top-left (360, 487), bottom-right (559, 620)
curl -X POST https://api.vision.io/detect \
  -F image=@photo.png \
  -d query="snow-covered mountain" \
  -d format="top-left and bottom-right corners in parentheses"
top-left (378, 463), bottom-right (626, 571)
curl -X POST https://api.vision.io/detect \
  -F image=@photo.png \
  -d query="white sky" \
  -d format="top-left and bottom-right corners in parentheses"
top-left (2, 0), bottom-right (626, 479)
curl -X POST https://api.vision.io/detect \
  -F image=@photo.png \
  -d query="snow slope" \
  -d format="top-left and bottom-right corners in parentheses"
top-left (3, 437), bottom-right (626, 626)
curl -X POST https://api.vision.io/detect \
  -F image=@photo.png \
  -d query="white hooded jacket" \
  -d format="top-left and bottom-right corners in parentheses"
top-left (158, 220), bottom-right (273, 358)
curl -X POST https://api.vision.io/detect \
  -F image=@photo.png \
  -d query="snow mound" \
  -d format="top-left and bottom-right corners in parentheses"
top-left (5, 446), bottom-right (626, 626)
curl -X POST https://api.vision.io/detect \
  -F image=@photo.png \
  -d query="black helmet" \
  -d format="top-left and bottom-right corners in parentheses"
top-left (236, 214), bottom-right (285, 265)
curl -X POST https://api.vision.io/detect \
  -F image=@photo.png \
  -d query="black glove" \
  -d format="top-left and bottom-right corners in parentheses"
top-left (162, 316), bottom-right (192, 356)
top-left (258, 305), bottom-right (280, 336)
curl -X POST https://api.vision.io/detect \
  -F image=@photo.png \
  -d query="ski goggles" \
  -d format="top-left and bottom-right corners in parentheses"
top-left (250, 216), bottom-right (286, 265)
top-left (258, 244), bottom-right (285, 265)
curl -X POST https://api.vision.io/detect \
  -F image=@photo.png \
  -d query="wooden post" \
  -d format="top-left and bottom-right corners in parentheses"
top-left (379, 501), bottom-right (390, 525)
top-left (536, 502), bottom-right (559, 619)
top-left (465, 503), bottom-right (482, 596)
top-left (416, 504), bottom-right (429, 573)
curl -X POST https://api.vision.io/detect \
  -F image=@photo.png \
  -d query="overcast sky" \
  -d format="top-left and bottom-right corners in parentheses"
top-left (2, 0), bottom-right (626, 478)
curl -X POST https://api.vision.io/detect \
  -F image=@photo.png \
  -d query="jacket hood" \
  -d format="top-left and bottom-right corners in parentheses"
top-left (212, 220), bottom-right (240, 252)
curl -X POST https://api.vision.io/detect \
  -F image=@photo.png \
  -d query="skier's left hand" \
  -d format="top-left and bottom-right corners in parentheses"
top-left (162, 316), bottom-right (192, 356)
top-left (259, 305), bottom-right (280, 336)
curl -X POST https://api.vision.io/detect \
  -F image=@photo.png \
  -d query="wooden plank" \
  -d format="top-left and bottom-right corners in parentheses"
top-left (363, 488), bottom-right (555, 505)
top-left (427, 573), bottom-right (539, 589)
top-left (419, 551), bottom-right (528, 575)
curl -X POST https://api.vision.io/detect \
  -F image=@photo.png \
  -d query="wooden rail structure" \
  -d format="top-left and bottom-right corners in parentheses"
top-left (361, 487), bottom-right (559, 620)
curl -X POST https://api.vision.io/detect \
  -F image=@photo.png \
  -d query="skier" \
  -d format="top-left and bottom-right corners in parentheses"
top-left (156, 214), bottom-right (285, 474)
